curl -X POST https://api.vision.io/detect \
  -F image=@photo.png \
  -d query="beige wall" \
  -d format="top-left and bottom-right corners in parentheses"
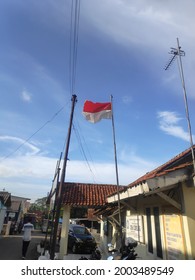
top-left (182, 181), bottom-right (195, 259)
top-left (104, 177), bottom-right (195, 260)
top-left (123, 187), bottom-right (193, 260)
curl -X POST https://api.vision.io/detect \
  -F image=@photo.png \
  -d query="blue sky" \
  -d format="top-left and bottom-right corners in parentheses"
top-left (0, 0), bottom-right (195, 202)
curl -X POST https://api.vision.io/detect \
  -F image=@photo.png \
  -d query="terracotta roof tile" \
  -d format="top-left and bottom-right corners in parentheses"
top-left (61, 182), bottom-right (126, 206)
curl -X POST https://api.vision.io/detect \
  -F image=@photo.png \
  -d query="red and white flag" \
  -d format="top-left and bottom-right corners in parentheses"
top-left (82, 100), bottom-right (112, 123)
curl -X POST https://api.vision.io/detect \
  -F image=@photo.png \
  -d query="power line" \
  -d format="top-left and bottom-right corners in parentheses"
top-left (0, 104), bottom-right (68, 162)
top-left (1, 1), bottom-right (81, 163)
top-left (73, 120), bottom-right (98, 183)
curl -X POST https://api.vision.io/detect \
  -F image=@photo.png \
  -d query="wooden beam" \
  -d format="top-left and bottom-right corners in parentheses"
top-left (143, 184), bottom-right (181, 210)
top-left (144, 184), bottom-right (178, 196)
top-left (121, 200), bottom-right (136, 211)
top-left (156, 191), bottom-right (181, 210)
top-left (109, 205), bottom-right (125, 218)
top-left (110, 216), bottom-right (120, 226)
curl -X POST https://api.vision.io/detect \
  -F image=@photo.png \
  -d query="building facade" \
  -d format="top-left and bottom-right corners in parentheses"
top-left (106, 146), bottom-right (195, 260)
top-left (0, 192), bottom-right (11, 234)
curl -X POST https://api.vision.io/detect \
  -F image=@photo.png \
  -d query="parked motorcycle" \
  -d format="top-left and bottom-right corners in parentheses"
top-left (107, 239), bottom-right (138, 260)
top-left (79, 247), bottom-right (102, 260)
top-left (121, 240), bottom-right (138, 260)
top-left (107, 244), bottom-right (121, 260)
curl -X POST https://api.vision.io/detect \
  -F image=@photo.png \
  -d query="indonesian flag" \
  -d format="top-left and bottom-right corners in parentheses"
top-left (82, 100), bottom-right (112, 123)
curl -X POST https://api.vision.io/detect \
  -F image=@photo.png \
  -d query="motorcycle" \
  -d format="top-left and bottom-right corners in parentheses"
top-left (107, 239), bottom-right (138, 260)
top-left (79, 247), bottom-right (102, 260)
top-left (121, 240), bottom-right (138, 260)
top-left (107, 244), bottom-right (121, 260)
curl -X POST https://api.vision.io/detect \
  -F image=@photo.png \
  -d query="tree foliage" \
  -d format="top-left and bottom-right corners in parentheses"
top-left (29, 197), bottom-right (48, 212)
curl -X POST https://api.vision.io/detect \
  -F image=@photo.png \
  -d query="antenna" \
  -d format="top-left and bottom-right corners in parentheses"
top-left (165, 38), bottom-right (195, 181)
top-left (164, 47), bottom-right (185, 70)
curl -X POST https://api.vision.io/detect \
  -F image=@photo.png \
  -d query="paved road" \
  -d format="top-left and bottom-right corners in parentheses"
top-left (0, 230), bottom-right (105, 260)
top-left (0, 230), bottom-right (45, 260)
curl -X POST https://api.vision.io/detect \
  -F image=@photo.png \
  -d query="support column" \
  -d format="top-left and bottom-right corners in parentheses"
top-left (59, 205), bottom-right (71, 259)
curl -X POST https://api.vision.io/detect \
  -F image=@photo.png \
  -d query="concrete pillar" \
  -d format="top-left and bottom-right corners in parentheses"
top-left (59, 205), bottom-right (71, 259)
top-left (99, 218), bottom-right (108, 255)
top-left (5, 220), bottom-right (11, 236)
top-left (100, 218), bottom-right (104, 239)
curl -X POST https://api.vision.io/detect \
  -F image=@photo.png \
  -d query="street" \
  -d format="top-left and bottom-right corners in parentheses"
top-left (0, 230), bottom-right (45, 260)
top-left (0, 230), bottom-right (100, 260)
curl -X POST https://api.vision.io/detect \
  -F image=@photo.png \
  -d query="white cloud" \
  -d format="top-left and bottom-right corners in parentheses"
top-left (80, 0), bottom-right (195, 99)
top-left (82, 0), bottom-right (195, 47)
top-left (158, 111), bottom-right (182, 125)
top-left (21, 89), bottom-right (32, 102)
top-left (65, 145), bottom-right (158, 186)
top-left (157, 111), bottom-right (194, 142)
top-left (0, 151), bottom-right (158, 201)
top-left (0, 135), bottom-right (40, 156)
top-left (0, 155), bottom-right (56, 179)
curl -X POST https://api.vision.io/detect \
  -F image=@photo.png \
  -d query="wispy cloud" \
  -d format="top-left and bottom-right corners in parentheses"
top-left (82, 0), bottom-right (193, 48)
top-left (157, 111), bottom-right (194, 142)
top-left (0, 135), bottom-right (40, 156)
top-left (21, 89), bottom-right (32, 103)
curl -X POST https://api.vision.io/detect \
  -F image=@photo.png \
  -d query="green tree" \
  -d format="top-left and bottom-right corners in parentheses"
top-left (29, 197), bottom-right (49, 222)
top-left (29, 197), bottom-right (48, 211)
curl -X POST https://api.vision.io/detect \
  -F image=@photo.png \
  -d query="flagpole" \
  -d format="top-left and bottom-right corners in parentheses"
top-left (110, 95), bottom-right (123, 250)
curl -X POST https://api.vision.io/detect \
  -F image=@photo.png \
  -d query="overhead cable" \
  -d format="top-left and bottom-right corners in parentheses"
top-left (0, 104), bottom-right (68, 162)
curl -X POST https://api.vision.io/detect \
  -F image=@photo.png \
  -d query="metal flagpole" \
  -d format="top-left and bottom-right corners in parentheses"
top-left (50, 94), bottom-right (77, 260)
top-left (110, 95), bottom-right (123, 249)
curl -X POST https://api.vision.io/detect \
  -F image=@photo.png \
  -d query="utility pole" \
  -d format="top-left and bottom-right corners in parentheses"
top-left (50, 94), bottom-right (77, 260)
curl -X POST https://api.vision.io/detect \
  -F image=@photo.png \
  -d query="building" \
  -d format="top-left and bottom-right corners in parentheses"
top-left (47, 182), bottom-right (124, 259)
top-left (5, 195), bottom-right (30, 222)
top-left (0, 191), bottom-right (11, 234)
top-left (3, 195), bottom-right (31, 235)
top-left (105, 146), bottom-right (195, 260)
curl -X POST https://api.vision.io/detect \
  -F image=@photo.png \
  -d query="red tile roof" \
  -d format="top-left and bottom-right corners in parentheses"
top-left (61, 182), bottom-right (126, 206)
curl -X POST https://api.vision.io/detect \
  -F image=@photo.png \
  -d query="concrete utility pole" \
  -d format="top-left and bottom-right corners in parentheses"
top-left (50, 94), bottom-right (77, 260)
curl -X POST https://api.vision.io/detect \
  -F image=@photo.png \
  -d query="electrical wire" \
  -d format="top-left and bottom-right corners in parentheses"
top-left (72, 120), bottom-right (98, 183)
top-left (0, 104), bottom-right (68, 162)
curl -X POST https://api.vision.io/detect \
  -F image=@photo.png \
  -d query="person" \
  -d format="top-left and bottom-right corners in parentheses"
top-left (21, 218), bottom-right (34, 259)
